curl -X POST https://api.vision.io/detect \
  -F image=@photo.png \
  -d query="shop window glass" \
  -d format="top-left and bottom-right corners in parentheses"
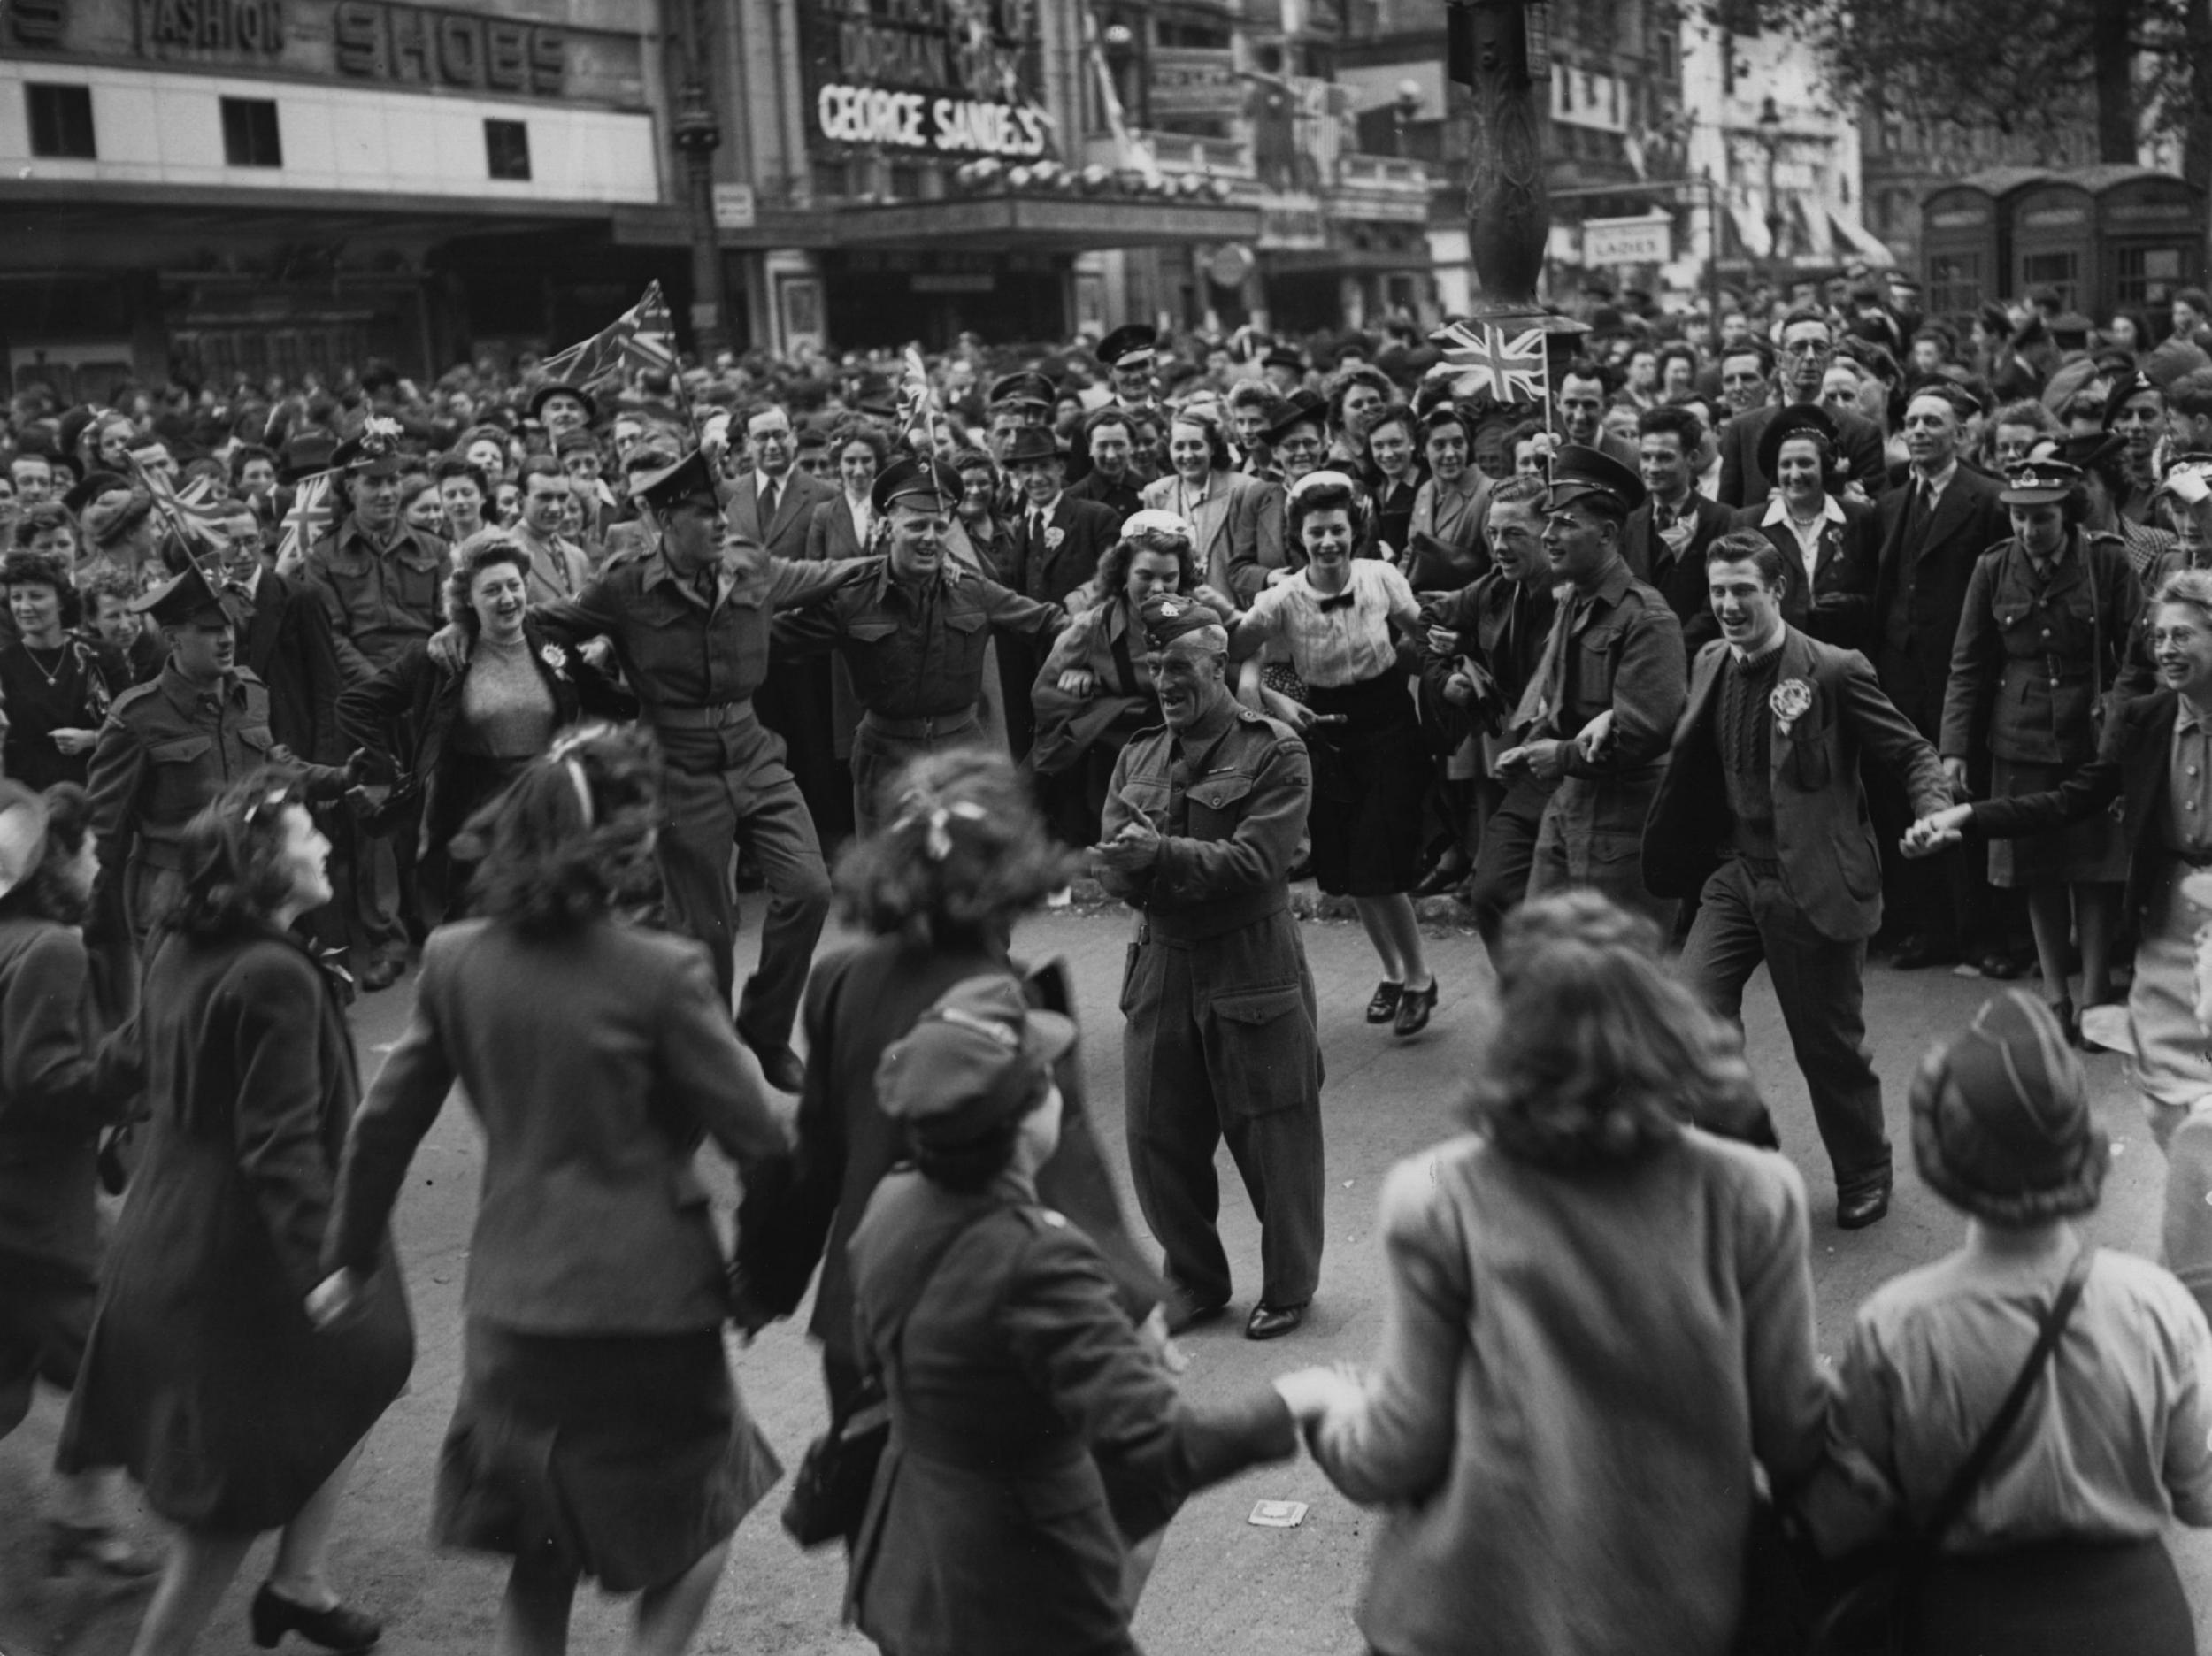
top-left (2117, 245), bottom-right (2184, 310)
top-left (220, 98), bottom-right (282, 168)
top-left (485, 119), bottom-right (531, 181)
top-left (26, 83), bottom-right (95, 158)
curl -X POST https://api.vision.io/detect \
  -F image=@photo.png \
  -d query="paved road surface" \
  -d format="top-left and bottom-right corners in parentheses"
top-left (3, 901), bottom-right (2202, 1653)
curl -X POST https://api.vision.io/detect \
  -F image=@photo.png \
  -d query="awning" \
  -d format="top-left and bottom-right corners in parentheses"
top-left (1727, 201), bottom-right (1767, 260)
top-left (666, 194), bottom-right (1262, 254)
top-left (1826, 207), bottom-right (1896, 267)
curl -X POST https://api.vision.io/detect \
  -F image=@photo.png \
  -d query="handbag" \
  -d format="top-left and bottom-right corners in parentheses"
top-left (1809, 1246), bottom-right (2094, 1656)
top-left (780, 1207), bottom-right (995, 1549)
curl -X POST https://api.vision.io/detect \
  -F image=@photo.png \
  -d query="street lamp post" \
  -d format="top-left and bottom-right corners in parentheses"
top-left (1448, 0), bottom-right (1548, 317)
top-left (670, 0), bottom-right (726, 357)
top-left (1755, 95), bottom-right (1784, 295)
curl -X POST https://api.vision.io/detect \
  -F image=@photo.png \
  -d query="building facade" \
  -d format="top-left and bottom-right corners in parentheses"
top-left (0, 0), bottom-right (695, 394)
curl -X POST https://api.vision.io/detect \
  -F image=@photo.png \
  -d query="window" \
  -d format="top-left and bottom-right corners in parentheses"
top-left (26, 83), bottom-right (95, 158)
top-left (219, 97), bottom-right (281, 168)
top-left (484, 119), bottom-right (531, 181)
top-left (1926, 253), bottom-right (1981, 318)
top-left (2018, 250), bottom-right (2078, 311)
top-left (2117, 244), bottom-right (2185, 310)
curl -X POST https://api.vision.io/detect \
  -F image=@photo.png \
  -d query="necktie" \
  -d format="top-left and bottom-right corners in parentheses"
top-left (1906, 480), bottom-right (1934, 542)
top-left (759, 479), bottom-right (779, 526)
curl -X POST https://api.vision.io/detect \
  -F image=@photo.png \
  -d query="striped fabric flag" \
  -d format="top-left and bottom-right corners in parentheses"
top-left (275, 471), bottom-right (334, 575)
top-left (1434, 318), bottom-right (1551, 405)
top-left (540, 280), bottom-right (678, 389)
top-left (135, 462), bottom-right (232, 564)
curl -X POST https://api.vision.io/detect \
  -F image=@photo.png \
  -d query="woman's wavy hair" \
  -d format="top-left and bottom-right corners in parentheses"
top-left (834, 748), bottom-right (1079, 947)
top-left (2157, 565), bottom-right (2212, 623)
top-left (1094, 520), bottom-right (1201, 604)
top-left (827, 417), bottom-right (892, 473)
top-left (468, 724), bottom-right (666, 935)
top-left (1168, 407), bottom-right (1233, 474)
top-left (446, 533), bottom-right (534, 636)
top-left (165, 770), bottom-right (316, 939)
top-left (1286, 473), bottom-right (1370, 541)
top-left (1462, 891), bottom-right (1762, 1168)
top-left (12, 502), bottom-right (77, 553)
top-left (1, 550), bottom-right (82, 627)
top-left (0, 782), bottom-right (94, 927)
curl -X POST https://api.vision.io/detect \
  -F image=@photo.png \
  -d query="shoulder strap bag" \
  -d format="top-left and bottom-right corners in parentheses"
top-left (1808, 1246), bottom-right (2095, 1656)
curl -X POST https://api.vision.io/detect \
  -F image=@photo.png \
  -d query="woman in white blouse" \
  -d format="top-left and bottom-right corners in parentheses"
top-left (1804, 990), bottom-right (2212, 1654)
top-left (1225, 472), bottom-right (1437, 1036)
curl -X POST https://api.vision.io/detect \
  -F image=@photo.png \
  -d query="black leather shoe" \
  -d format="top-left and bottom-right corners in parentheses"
top-left (1976, 948), bottom-right (2024, 981)
top-left (746, 1042), bottom-right (808, 1094)
top-left (1163, 1288), bottom-right (1229, 1336)
top-left (250, 1585), bottom-right (381, 1653)
top-left (1836, 1178), bottom-right (1893, 1231)
top-left (1393, 979), bottom-right (1439, 1038)
top-left (1365, 981), bottom-right (1403, 1024)
top-left (1890, 934), bottom-right (1956, 971)
top-left (1244, 1301), bottom-right (1307, 1341)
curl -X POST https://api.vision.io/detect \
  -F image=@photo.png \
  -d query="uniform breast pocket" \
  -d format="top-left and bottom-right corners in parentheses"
top-left (1206, 985), bottom-right (1314, 1117)
top-left (240, 724), bottom-right (277, 758)
top-left (846, 619), bottom-right (899, 656)
top-left (144, 734), bottom-right (213, 814)
top-left (1578, 624), bottom-right (1619, 671)
top-left (1183, 773), bottom-right (1254, 840)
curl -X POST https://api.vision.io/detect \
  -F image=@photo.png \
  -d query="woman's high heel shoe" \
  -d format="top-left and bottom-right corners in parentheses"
top-left (250, 1584), bottom-right (382, 1653)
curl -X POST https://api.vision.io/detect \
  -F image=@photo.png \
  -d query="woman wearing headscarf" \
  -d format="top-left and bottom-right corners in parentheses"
top-left (59, 772), bottom-right (413, 1656)
top-left (1281, 890), bottom-right (1827, 1656)
top-left (318, 726), bottom-right (788, 1656)
top-left (843, 972), bottom-right (1328, 1656)
top-left (0, 782), bottom-right (150, 1582)
top-left (1804, 990), bottom-right (2212, 1654)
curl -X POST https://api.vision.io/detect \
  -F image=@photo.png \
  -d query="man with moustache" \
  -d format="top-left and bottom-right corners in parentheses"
top-left (1643, 531), bottom-right (1951, 1230)
top-left (1717, 310), bottom-right (1888, 508)
top-left (772, 457), bottom-right (1068, 832)
top-left (1095, 592), bottom-right (1323, 1342)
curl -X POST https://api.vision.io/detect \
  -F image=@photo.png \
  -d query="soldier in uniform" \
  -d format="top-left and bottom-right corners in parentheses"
top-left (772, 456), bottom-right (1068, 833)
top-left (84, 564), bottom-right (357, 1013)
top-left (1096, 594), bottom-right (1324, 1342)
top-left (1505, 444), bottom-right (1687, 930)
top-left (522, 450), bottom-right (862, 1093)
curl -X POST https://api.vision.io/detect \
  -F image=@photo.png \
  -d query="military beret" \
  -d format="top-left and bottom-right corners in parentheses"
top-left (876, 975), bottom-right (1076, 1149)
top-left (1547, 443), bottom-right (1647, 514)
top-left (2101, 370), bottom-right (2162, 431)
top-left (1139, 592), bottom-right (1227, 653)
top-left (870, 456), bottom-right (964, 515)
top-left (331, 416), bottom-right (409, 479)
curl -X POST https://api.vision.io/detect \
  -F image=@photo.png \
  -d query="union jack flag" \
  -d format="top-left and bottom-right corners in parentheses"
top-left (1434, 318), bottom-right (1550, 406)
top-left (540, 280), bottom-right (678, 389)
top-left (134, 461), bottom-right (232, 566)
top-left (275, 471), bottom-right (335, 575)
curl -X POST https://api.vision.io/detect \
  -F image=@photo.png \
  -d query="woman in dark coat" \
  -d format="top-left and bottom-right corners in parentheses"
top-left (337, 534), bottom-right (631, 917)
top-left (0, 552), bottom-right (125, 790)
top-left (847, 972), bottom-right (1329, 1656)
top-left (0, 781), bottom-right (150, 1581)
top-left (59, 771), bottom-right (414, 1656)
top-left (317, 726), bottom-right (790, 1656)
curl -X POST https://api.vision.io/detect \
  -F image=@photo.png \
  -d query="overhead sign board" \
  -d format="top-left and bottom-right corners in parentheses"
top-left (799, 0), bottom-right (1051, 160)
top-left (1583, 212), bottom-right (1671, 264)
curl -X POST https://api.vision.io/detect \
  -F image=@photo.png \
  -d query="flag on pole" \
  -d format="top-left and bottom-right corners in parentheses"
top-left (275, 471), bottom-right (335, 575)
top-left (1434, 318), bottom-right (1551, 406)
top-left (134, 461), bottom-right (233, 566)
top-left (539, 280), bottom-right (678, 389)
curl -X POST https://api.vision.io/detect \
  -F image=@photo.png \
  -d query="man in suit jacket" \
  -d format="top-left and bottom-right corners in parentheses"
top-left (1624, 405), bottom-right (1736, 652)
top-left (999, 426), bottom-right (1121, 763)
top-left (1643, 531), bottom-right (1952, 1229)
top-left (1717, 312), bottom-right (1887, 509)
top-left (1869, 384), bottom-right (2010, 967)
top-left (727, 402), bottom-right (849, 845)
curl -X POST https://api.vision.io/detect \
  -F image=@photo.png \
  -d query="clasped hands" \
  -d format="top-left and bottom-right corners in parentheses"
top-left (1092, 815), bottom-right (1163, 872)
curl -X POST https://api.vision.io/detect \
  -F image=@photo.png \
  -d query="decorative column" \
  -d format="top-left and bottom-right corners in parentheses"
top-left (1448, 0), bottom-right (1549, 317)
top-left (671, 0), bottom-right (727, 356)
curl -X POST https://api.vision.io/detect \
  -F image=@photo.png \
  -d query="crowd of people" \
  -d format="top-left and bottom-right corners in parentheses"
top-left (9, 261), bottom-right (2212, 1655)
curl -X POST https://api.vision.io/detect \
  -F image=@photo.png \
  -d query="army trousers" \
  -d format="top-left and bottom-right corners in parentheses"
top-left (1119, 906), bottom-right (1325, 1311)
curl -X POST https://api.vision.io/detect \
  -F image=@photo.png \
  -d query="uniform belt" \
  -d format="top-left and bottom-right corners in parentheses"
top-left (1139, 887), bottom-right (1288, 944)
top-left (646, 699), bottom-right (756, 731)
top-left (861, 709), bottom-right (979, 741)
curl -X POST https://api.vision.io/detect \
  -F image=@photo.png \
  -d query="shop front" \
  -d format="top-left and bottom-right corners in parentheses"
top-left (0, 0), bottom-right (668, 387)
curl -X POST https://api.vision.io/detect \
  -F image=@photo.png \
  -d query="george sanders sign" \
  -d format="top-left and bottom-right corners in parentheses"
top-left (802, 0), bottom-right (1050, 160)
